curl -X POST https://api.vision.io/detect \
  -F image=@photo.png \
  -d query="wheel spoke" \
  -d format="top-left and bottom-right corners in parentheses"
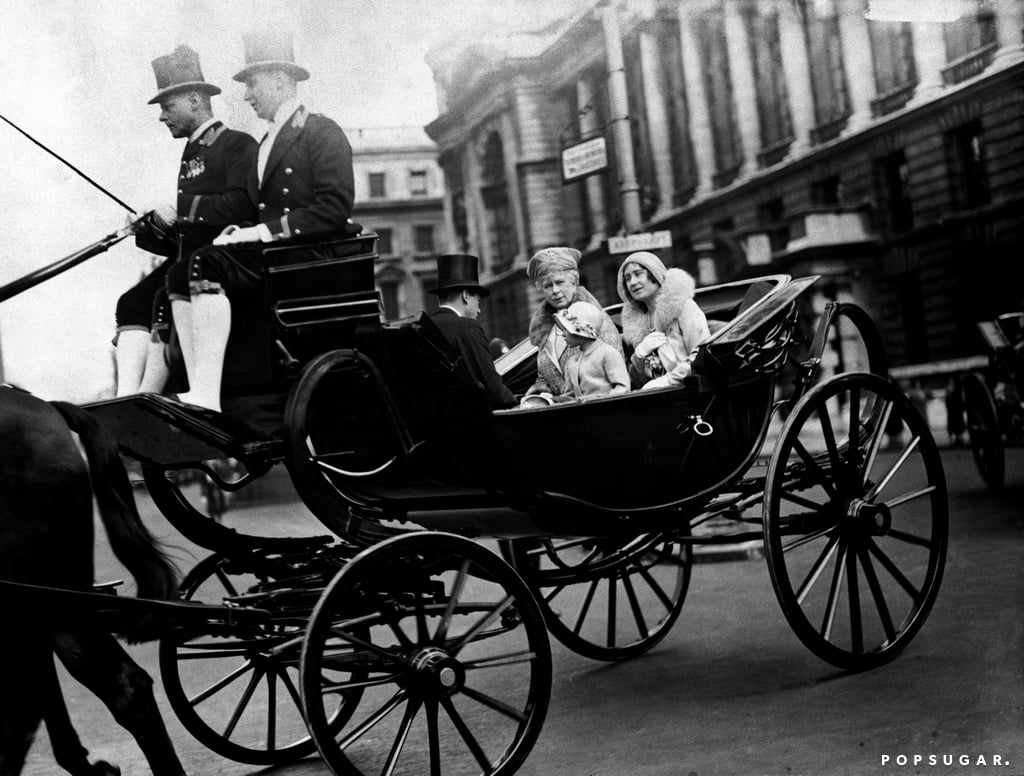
top-left (865, 538), bottom-right (921, 601)
top-left (441, 696), bottom-right (493, 773)
top-left (277, 665), bottom-right (303, 710)
top-left (795, 533), bottom-right (841, 605)
top-left (413, 588), bottom-right (430, 645)
top-left (866, 435), bottom-right (921, 502)
top-left (450, 596), bottom-right (514, 656)
top-left (780, 490), bottom-right (827, 511)
top-left (884, 527), bottom-right (934, 550)
top-left (846, 543), bottom-right (863, 654)
top-left (461, 683), bottom-right (529, 723)
top-left (435, 559), bottom-right (471, 643)
top-left (783, 523), bottom-right (837, 553)
top-left (335, 689), bottom-right (408, 751)
top-left (330, 625), bottom-right (406, 664)
top-left (816, 405), bottom-right (841, 471)
top-left (848, 385), bottom-right (861, 466)
top-left (621, 572), bottom-right (649, 639)
top-left (426, 699), bottom-right (442, 776)
top-left (381, 697), bottom-right (421, 776)
top-left (883, 485), bottom-right (937, 510)
top-left (186, 660), bottom-right (254, 707)
top-left (222, 666), bottom-right (263, 739)
top-left (542, 583), bottom-right (569, 607)
top-left (573, 580), bottom-right (599, 636)
top-left (792, 438), bottom-right (837, 498)
top-left (637, 563), bottom-right (675, 611)
top-left (462, 649), bottom-right (539, 670)
top-left (320, 673), bottom-right (404, 694)
top-left (820, 542), bottom-right (848, 641)
top-left (861, 399), bottom-right (893, 490)
top-left (266, 670), bottom-right (277, 751)
top-left (857, 544), bottom-right (896, 643)
top-left (606, 576), bottom-right (618, 648)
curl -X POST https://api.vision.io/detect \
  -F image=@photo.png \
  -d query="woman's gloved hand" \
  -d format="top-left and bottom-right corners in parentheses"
top-left (634, 331), bottom-right (669, 358)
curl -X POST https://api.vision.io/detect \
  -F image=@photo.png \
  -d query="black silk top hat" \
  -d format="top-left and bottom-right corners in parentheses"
top-left (148, 45), bottom-right (221, 105)
top-left (233, 30), bottom-right (310, 82)
top-left (430, 254), bottom-right (490, 297)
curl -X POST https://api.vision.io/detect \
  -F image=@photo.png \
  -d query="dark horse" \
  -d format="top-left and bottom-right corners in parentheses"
top-left (0, 387), bottom-right (184, 776)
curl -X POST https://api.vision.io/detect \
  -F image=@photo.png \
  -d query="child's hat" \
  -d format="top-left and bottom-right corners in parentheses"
top-left (555, 301), bottom-right (602, 340)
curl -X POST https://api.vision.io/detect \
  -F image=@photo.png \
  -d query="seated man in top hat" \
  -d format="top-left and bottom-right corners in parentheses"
top-left (165, 28), bottom-right (356, 414)
top-left (116, 44), bottom-right (257, 397)
top-left (429, 254), bottom-right (517, 410)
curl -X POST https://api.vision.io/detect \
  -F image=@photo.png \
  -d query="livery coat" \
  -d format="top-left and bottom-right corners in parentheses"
top-left (136, 121), bottom-right (258, 261)
top-left (251, 105), bottom-right (355, 240)
top-left (430, 308), bottom-right (517, 409)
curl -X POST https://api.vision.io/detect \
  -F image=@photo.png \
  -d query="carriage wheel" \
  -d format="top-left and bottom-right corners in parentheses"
top-left (159, 553), bottom-right (359, 765)
top-left (501, 534), bottom-right (691, 662)
top-left (284, 349), bottom-right (401, 546)
top-left (300, 533), bottom-right (551, 776)
top-left (764, 372), bottom-right (947, 670)
top-left (962, 372), bottom-right (1004, 491)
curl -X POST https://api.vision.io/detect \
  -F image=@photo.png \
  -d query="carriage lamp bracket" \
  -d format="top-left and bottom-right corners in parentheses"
top-left (274, 338), bottom-right (300, 370)
top-left (677, 415), bottom-right (713, 437)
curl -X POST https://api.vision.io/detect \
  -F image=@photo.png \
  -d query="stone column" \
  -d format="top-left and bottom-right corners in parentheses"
top-left (501, 107), bottom-right (528, 265)
top-left (992, 0), bottom-right (1024, 68)
top-left (837, 1), bottom-right (876, 135)
top-left (776, 0), bottom-right (815, 158)
top-left (678, 1), bottom-right (715, 198)
top-left (639, 23), bottom-right (676, 219)
top-left (722, 0), bottom-right (761, 176)
top-left (463, 138), bottom-right (484, 261)
top-left (909, 19), bottom-right (947, 106)
top-left (576, 76), bottom-right (608, 248)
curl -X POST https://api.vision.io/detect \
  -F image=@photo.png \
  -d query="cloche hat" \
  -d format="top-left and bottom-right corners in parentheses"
top-left (233, 29), bottom-right (310, 82)
top-left (148, 45), bottom-right (221, 105)
top-left (555, 301), bottom-right (603, 340)
top-left (429, 254), bottom-right (489, 297)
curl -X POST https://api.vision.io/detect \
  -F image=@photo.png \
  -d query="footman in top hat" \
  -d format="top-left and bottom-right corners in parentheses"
top-left (165, 28), bottom-right (356, 413)
top-left (429, 254), bottom-right (517, 409)
top-left (115, 44), bottom-right (257, 398)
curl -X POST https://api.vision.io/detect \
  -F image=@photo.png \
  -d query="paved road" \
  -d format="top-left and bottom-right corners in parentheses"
top-left (20, 446), bottom-right (1024, 776)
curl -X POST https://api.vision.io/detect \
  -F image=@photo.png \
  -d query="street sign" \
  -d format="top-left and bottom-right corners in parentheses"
top-left (607, 231), bottom-right (673, 254)
top-left (561, 136), bottom-right (609, 183)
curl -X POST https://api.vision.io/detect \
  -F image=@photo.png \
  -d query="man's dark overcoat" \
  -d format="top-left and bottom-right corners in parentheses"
top-left (430, 308), bottom-right (516, 409)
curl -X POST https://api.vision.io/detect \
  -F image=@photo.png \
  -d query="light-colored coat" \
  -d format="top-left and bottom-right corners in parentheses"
top-left (620, 268), bottom-right (710, 387)
top-left (565, 341), bottom-right (630, 399)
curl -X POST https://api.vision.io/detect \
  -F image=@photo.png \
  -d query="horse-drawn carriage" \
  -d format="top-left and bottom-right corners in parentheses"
top-left (951, 312), bottom-right (1024, 491)
top-left (1, 226), bottom-right (947, 776)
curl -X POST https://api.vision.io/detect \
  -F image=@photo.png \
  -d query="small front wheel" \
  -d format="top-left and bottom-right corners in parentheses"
top-left (301, 532), bottom-right (551, 776)
top-left (962, 371), bottom-right (1004, 491)
top-left (764, 372), bottom-right (947, 671)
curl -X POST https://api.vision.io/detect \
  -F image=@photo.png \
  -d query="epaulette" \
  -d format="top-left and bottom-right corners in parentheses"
top-left (291, 107), bottom-right (309, 130)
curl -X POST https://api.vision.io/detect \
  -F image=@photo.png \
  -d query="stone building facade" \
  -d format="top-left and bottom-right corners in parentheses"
top-left (349, 126), bottom-right (447, 320)
top-left (425, 0), bottom-right (1024, 368)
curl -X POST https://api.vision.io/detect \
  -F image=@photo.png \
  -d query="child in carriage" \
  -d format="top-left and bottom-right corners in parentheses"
top-left (554, 301), bottom-right (630, 401)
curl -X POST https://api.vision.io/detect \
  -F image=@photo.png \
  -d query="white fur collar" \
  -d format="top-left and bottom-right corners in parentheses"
top-left (621, 268), bottom-right (696, 346)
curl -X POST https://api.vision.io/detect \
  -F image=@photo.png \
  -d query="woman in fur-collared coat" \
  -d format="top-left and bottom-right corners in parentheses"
top-left (522, 247), bottom-right (622, 405)
top-left (617, 251), bottom-right (710, 389)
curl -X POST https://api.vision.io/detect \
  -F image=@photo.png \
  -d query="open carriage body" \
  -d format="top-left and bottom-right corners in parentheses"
top-left (2, 228), bottom-right (947, 776)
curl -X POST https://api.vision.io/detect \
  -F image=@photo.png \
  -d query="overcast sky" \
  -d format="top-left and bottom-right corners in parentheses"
top-left (0, 0), bottom-right (560, 400)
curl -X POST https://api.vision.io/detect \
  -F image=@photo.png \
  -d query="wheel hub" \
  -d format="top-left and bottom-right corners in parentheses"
top-left (845, 498), bottom-right (891, 535)
top-left (408, 646), bottom-right (464, 696)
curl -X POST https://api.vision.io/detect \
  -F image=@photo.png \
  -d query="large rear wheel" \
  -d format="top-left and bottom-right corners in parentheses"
top-left (502, 534), bottom-right (691, 662)
top-left (763, 372), bottom-right (947, 670)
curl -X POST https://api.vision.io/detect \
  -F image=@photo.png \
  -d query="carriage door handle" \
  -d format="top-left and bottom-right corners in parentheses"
top-left (676, 415), bottom-right (714, 437)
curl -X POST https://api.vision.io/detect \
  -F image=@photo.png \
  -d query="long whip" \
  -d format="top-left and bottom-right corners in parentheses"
top-left (1, 112), bottom-right (136, 214)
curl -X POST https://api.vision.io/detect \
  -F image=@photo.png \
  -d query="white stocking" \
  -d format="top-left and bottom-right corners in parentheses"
top-left (138, 337), bottom-right (169, 393)
top-left (177, 292), bottom-right (230, 412)
top-left (114, 329), bottom-right (150, 397)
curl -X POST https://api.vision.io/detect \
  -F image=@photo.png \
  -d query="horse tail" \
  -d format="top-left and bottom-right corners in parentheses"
top-left (50, 402), bottom-right (179, 605)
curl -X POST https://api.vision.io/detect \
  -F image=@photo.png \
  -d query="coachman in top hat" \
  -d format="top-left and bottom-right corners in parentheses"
top-left (115, 44), bottom-right (257, 398)
top-left (165, 29), bottom-right (356, 416)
